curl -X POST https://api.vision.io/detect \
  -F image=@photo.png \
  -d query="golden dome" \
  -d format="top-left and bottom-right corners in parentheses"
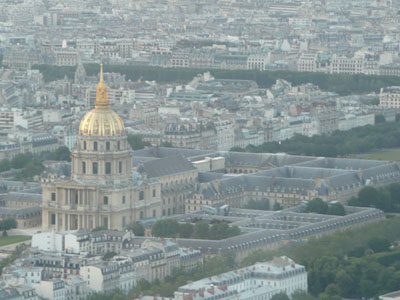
top-left (79, 65), bottom-right (125, 137)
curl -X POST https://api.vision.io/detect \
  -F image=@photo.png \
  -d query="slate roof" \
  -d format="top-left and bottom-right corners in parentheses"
top-left (0, 192), bottom-right (41, 203)
top-left (137, 155), bottom-right (196, 178)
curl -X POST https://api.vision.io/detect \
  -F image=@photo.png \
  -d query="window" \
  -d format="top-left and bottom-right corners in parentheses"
top-left (83, 141), bottom-right (86, 150)
top-left (93, 141), bottom-right (97, 151)
top-left (105, 162), bottom-right (111, 174)
top-left (153, 189), bottom-right (156, 197)
top-left (51, 192), bottom-right (56, 201)
top-left (103, 217), bottom-right (108, 228)
top-left (51, 213), bottom-right (56, 225)
top-left (118, 141), bottom-right (121, 150)
top-left (140, 211), bottom-right (144, 219)
top-left (92, 162), bottom-right (98, 174)
top-left (103, 196), bottom-right (108, 205)
top-left (119, 161), bottom-right (122, 174)
top-left (122, 216), bottom-right (126, 227)
top-left (122, 196), bottom-right (126, 204)
top-left (139, 191), bottom-right (144, 200)
top-left (106, 142), bottom-right (110, 151)
top-left (153, 209), bottom-right (156, 217)
top-left (82, 162), bottom-right (86, 174)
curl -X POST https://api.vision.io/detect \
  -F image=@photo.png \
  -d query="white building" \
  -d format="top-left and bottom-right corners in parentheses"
top-left (32, 231), bottom-right (64, 253)
top-left (215, 120), bottom-right (235, 151)
top-left (32, 279), bottom-right (75, 300)
top-left (380, 86), bottom-right (400, 109)
top-left (338, 113), bottom-right (375, 131)
top-left (172, 256), bottom-right (307, 300)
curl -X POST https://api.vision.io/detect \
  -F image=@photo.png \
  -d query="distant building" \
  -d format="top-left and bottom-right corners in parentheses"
top-left (380, 86), bottom-right (400, 109)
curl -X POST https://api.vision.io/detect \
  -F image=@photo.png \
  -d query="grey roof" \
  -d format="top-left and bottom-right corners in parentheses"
top-left (138, 155), bottom-right (196, 178)
top-left (0, 206), bottom-right (41, 219)
top-left (296, 157), bottom-right (387, 170)
top-left (0, 192), bottom-right (41, 203)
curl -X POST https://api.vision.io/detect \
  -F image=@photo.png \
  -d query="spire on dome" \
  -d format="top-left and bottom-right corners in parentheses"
top-left (94, 64), bottom-right (108, 108)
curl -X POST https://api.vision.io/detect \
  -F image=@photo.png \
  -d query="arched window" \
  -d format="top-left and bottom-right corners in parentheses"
top-left (106, 142), bottom-right (110, 151)
top-left (93, 141), bottom-right (98, 151)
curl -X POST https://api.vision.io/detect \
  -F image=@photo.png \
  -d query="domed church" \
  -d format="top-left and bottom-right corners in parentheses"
top-left (42, 66), bottom-right (161, 231)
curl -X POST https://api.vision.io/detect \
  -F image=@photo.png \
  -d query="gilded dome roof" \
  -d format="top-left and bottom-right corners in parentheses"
top-left (78, 65), bottom-right (125, 137)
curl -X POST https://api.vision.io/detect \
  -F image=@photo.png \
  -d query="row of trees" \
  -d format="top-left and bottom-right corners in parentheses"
top-left (348, 183), bottom-right (400, 212)
top-left (151, 219), bottom-right (241, 240)
top-left (304, 198), bottom-right (345, 216)
top-left (33, 63), bottom-right (400, 96)
top-left (0, 147), bottom-right (70, 181)
top-left (232, 120), bottom-right (400, 157)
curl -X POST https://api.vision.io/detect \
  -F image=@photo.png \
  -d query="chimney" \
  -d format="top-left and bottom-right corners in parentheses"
top-left (199, 289), bottom-right (204, 297)
top-left (357, 171), bottom-right (363, 182)
top-left (315, 175), bottom-right (322, 188)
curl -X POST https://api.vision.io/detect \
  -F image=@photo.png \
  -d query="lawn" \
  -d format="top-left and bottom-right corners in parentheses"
top-left (0, 236), bottom-right (31, 247)
top-left (364, 150), bottom-right (400, 161)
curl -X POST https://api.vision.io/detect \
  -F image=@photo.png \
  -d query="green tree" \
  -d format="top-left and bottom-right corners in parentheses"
top-left (327, 203), bottom-right (345, 216)
top-left (0, 159), bottom-right (11, 172)
top-left (130, 222), bottom-right (145, 236)
top-left (193, 221), bottom-right (209, 239)
top-left (92, 226), bottom-right (107, 232)
top-left (335, 269), bottom-right (354, 297)
top-left (271, 293), bottom-right (290, 300)
top-left (244, 198), bottom-right (270, 210)
top-left (179, 223), bottom-right (194, 238)
top-left (273, 202), bottom-right (283, 211)
top-left (127, 134), bottom-right (151, 150)
top-left (305, 198), bottom-right (329, 214)
top-left (0, 218), bottom-right (17, 236)
top-left (11, 153), bottom-right (33, 169)
top-left (375, 114), bottom-right (386, 123)
top-left (367, 237), bottom-right (391, 253)
top-left (102, 251), bottom-right (117, 260)
top-left (152, 219), bottom-right (180, 238)
top-left (53, 146), bottom-right (71, 161)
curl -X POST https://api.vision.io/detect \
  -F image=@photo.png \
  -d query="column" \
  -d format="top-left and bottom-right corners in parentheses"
top-left (64, 213), bottom-right (68, 231)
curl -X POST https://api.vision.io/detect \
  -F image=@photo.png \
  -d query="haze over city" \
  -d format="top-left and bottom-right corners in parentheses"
top-left (0, 0), bottom-right (400, 300)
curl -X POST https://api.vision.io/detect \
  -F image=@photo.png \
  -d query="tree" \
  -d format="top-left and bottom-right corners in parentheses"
top-left (305, 198), bottom-right (328, 214)
top-left (11, 153), bottom-right (33, 169)
top-left (130, 222), bottom-right (145, 236)
top-left (92, 226), bottom-right (107, 232)
top-left (103, 251), bottom-right (117, 260)
top-left (0, 218), bottom-right (17, 236)
top-left (53, 146), bottom-right (71, 161)
top-left (335, 269), bottom-right (354, 296)
top-left (327, 203), bottom-right (345, 216)
top-left (271, 293), bottom-right (290, 300)
top-left (367, 237), bottom-right (391, 253)
top-left (193, 221), bottom-right (209, 239)
top-left (273, 202), bottom-right (283, 211)
top-left (244, 198), bottom-right (270, 210)
top-left (152, 219), bottom-right (180, 238)
top-left (127, 134), bottom-right (151, 150)
top-left (179, 223), bottom-right (194, 238)
top-left (375, 114), bottom-right (386, 123)
top-left (0, 159), bottom-right (11, 172)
